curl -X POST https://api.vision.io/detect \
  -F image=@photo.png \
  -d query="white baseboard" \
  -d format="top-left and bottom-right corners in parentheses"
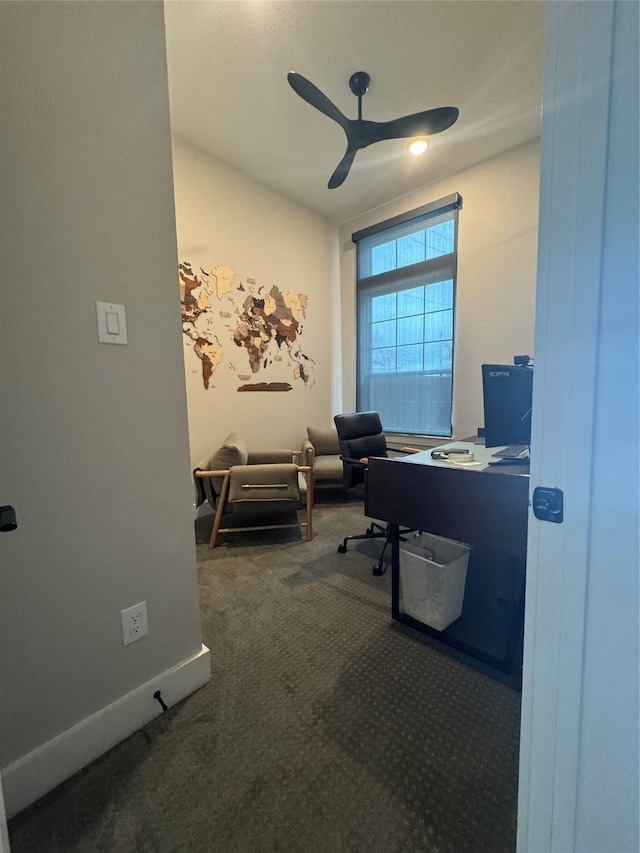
top-left (2, 644), bottom-right (210, 819)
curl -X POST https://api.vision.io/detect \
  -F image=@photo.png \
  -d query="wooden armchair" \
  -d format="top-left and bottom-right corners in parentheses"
top-left (194, 434), bottom-right (313, 549)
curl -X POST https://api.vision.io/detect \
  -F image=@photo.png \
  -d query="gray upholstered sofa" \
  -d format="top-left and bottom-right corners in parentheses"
top-left (302, 426), bottom-right (344, 490)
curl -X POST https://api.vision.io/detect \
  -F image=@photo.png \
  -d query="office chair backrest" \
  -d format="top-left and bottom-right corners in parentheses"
top-left (333, 411), bottom-right (387, 489)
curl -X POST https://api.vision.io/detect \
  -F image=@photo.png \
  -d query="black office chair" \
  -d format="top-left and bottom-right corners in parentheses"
top-left (333, 411), bottom-right (392, 576)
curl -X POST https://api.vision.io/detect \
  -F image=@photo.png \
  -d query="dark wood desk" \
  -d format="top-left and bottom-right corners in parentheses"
top-left (367, 446), bottom-right (530, 672)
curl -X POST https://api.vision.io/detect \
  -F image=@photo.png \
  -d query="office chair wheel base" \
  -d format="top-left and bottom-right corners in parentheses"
top-left (337, 543), bottom-right (347, 554)
top-left (372, 564), bottom-right (386, 577)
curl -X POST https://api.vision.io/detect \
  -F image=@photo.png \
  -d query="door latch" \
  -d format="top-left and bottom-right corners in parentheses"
top-left (0, 505), bottom-right (18, 532)
top-left (532, 487), bottom-right (563, 523)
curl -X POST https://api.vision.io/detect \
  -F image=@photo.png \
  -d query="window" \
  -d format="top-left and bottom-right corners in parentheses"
top-left (353, 193), bottom-right (461, 437)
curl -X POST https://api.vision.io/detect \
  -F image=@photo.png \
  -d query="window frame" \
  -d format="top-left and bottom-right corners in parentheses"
top-left (353, 193), bottom-right (462, 439)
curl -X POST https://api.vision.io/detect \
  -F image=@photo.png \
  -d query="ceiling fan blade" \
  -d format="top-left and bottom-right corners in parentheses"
top-left (287, 72), bottom-right (350, 133)
top-left (328, 148), bottom-right (358, 189)
top-left (373, 107), bottom-right (459, 142)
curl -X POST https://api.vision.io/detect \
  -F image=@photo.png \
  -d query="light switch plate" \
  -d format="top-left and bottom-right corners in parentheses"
top-left (96, 301), bottom-right (128, 345)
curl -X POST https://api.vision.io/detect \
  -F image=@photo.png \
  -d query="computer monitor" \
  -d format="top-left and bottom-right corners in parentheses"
top-left (481, 364), bottom-right (533, 448)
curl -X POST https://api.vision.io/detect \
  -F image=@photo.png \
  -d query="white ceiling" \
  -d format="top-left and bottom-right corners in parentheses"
top-left (164, 0), bottom-right (544, 225)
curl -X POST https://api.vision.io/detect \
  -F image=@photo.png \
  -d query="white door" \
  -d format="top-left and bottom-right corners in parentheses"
top-left (518, 2), bottom-right (639, 852)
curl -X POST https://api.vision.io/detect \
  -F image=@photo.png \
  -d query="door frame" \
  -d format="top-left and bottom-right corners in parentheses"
top-left (0, 776), bottom-right (9, 853)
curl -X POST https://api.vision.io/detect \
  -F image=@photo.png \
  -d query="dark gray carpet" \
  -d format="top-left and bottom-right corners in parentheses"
top-left (8, 501), bottom-right (521, 853)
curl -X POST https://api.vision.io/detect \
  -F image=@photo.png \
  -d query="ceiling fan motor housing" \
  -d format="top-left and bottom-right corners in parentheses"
top-left (349, 71), bottom-right (370, 97)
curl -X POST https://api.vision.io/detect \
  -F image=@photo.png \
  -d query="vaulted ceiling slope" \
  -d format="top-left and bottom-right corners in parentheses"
top-left (164, 0), bottom-right (543, 225)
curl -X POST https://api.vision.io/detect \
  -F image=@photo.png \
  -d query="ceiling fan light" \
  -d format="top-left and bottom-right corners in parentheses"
top-left (408, 137), bottom-right (429, 156)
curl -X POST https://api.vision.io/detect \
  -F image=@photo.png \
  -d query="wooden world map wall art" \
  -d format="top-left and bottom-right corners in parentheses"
top-left (179, 261), bottom-right (315, 392)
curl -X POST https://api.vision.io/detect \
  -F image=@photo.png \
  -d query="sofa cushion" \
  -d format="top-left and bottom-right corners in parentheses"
top-left (228, 463), bottom-right (300, 503)
top-left (209, 433), bottom-right (248, 469)
top-left (206, 433), bottom-right (249, 496)
top-left (307, 426), bottom-right (340, 456)
top-left (313, 455), bottom-right (343, 481)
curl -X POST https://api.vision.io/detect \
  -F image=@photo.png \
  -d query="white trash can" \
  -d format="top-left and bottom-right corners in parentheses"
top-left (399, 532), bottom-right (472, 631)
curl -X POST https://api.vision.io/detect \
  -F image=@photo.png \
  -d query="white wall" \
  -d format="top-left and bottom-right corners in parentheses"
top-left (171, 138), bottom-right (340, 466)
top-left (0, 0), bottom-right (206, 813)
top-left (339, 139), bottom-right (540, 439)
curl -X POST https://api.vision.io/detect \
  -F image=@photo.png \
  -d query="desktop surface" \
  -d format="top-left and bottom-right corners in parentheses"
top-left (395, 439), bottom-right (530, 476)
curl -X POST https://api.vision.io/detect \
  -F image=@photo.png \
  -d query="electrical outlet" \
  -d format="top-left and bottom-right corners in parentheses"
top-left (121, 601), bottom-right (149, 646)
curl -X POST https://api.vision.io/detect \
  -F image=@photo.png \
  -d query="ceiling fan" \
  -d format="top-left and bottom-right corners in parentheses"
top-left (287, 71), bottom-right (459, 189)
